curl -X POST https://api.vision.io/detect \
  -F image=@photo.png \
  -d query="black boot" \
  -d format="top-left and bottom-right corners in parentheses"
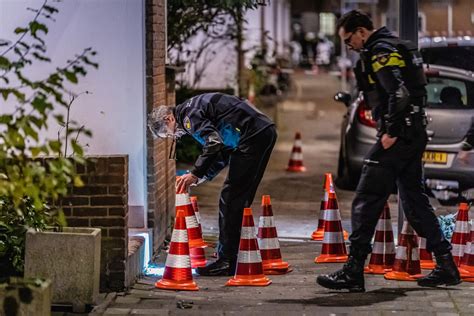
top-left (316, 255), bottom-right (366, 292)
top-left (417, 252), bottom-right (462, 287)
top-left (195, 257), bottom-right (235, 276)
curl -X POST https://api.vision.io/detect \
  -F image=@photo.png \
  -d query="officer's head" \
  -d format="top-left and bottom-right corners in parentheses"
top-left (148, 106), bottom-right (176, 138)
top-left (337, 10), bottom-right (374, 52)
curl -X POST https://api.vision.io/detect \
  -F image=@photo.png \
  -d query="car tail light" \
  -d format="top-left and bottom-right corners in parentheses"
top-left (357, 100), bottom-right (377, 128)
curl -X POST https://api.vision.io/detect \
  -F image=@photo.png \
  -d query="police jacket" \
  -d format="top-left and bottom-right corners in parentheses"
top-left (174, 93), bottom-right (274, 180)
top-left (356, 27), bottom-right (427, 137)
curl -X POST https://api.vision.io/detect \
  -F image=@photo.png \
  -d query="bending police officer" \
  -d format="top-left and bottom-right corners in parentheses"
top-left (317, 10), bottom-right (461, 292)
top-left (148, 93), bottom-right (277, 276)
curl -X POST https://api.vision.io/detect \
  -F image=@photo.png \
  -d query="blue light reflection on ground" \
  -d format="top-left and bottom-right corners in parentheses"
top-left (144, 263), bottom-right (198, 277)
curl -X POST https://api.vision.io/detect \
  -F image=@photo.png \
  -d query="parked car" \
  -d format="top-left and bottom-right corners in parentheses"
top-left (335, 64), bottom-right (474, 205)
top-left (419, 36), bottom-right (474, 71)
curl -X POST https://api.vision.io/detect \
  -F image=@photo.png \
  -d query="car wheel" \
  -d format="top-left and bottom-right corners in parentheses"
top-left (335, 145), bottom-right (358, 190)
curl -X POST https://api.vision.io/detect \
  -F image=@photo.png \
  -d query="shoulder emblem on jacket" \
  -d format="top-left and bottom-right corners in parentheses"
top-left (184, 116), bottom-right (191, 130)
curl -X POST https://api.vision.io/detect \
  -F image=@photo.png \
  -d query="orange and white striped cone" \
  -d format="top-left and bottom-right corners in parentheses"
top-left (257, 195), bottom-right (292, 275)
top-left (226, 208), bottom-right (272, 286)
top-left (384, 220), bottom-right (424, 281)
top-left (311, 173), bottom-right (348, 241)
top-left (286, 132), bottom-right (306, 172)
top-left (190, 196), bottom-right (208, 247)
top-left (459, 222), bottom-right (474, 281)
top-left (315, 192), bottom-right (348, 263)
top-left (418, 236), bottom-right (435, 270)
top-left (451, 203), bottom-right (470, 266)
top-left (155, 209), bottom-right (198, 291)
top-left (311, 173), bottom-right (332, 241)
top-left (364, 203), bottom-right (395, 274)
top-left (176, 191), bottom-right (207, 268)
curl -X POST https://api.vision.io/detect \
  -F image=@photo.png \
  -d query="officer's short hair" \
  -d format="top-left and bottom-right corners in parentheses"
top-left (337, 10), bottom-right (374, 33)
top-left (148, 105), bottom-right (173, 138)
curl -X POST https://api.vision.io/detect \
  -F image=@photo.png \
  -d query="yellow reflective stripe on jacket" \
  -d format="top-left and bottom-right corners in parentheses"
top-left (371, 53), bottom-right (406, 72)
top-left (368, 75), bottom-right (375, 84)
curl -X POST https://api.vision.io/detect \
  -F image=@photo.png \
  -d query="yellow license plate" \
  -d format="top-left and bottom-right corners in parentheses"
top-left (423, 151), bottom-right (448, 164)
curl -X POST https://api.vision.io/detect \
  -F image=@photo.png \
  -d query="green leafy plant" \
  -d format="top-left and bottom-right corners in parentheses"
top-left (0, 0), bottom-right (98, 275)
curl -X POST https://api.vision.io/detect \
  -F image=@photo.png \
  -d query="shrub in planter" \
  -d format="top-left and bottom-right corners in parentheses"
top-left (0, 0), bottom-right (97, 276)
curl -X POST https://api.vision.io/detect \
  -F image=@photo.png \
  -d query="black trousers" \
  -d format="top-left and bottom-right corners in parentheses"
top-left (217, 126), bottom-right (277, 260)
top-left (349, 123), bottom-right (452, 258)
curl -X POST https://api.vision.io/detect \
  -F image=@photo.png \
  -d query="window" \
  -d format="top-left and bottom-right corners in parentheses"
top-left (319, 13), bottom-right (335, 36)
top-left (426, 77), bottom-right (473, 109)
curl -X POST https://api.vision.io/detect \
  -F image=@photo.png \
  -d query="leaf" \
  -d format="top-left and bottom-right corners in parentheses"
top-left (73, 175), bottom-right (84, 187)
top-left (29, 21), bottom-right (48, 36)
top-left (0, 56), bottom-right (11, 70)
top-left (64, 71), bottom-right (78, 84)
top-left (31, 97), bottom-right (51, 114)
top-left (71, 140), bottom-right (84, 156)
top-left (48, 140), bottom-right (62, 153)
top-left (43, 5), bottom-right (59, 14)
top-left (14, 27), bottom-right (28, 34)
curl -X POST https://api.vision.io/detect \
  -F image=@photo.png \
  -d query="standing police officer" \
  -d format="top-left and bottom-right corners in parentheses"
top-left (149, 93), bottom-right (277, 276)
top-left (317, 10), bottom-right (461, 292)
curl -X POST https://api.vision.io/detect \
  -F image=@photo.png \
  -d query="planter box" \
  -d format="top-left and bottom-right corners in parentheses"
top-left (24, 227), bottom-right (101, 311)
top-left (0, 277), bottom-right (52, 316)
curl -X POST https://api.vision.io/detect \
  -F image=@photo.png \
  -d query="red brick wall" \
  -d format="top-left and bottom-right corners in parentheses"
top-left (145, 0), bottom-right (175, 253)
top-left (61, 155), bottom-right (128, 292)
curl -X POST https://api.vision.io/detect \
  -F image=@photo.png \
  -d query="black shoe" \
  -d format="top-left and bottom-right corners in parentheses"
top-left (316, 256), bottom-right (366, 292)
top-left (417, 252), bottom-right (462, 287)
top-left (195, 258), bottom-right (235, 276)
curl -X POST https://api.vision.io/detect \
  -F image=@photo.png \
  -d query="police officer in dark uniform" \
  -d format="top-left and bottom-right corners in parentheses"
top-left (148, 93), bottom-right (277, 276)
top-left (317, 10), bottom-right (461, 292)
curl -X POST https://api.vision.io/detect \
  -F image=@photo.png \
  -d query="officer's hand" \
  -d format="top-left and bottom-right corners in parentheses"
top-left (381, 134), bottom-right (397, 149)
top-left (176, 173), bottom-right (198, 193)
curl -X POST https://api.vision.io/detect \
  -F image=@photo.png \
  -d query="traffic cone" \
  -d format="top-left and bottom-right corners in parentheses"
top-left (190, 196), bottom-right (208, 247)
top-left (176, 191), bottom-right (207, 268)
top-left (364, 202), bottom-right (395, 274)
top-left (315, 192), bottom-right (348, 263)
top-left (418, 236), bottom-right (435, 270)
top-left (311, 173), bottom-right (348, 241)
top-left (226, 208), bottom-right (272, 286)
top-left (155, 209), bottom-right (198, 291)
top-left (257, 195), bottom-right (292, 275)
top-left (451, 203), bottom-right (470, 266)
top-left (459, 222), bottom-right (474, 281)
top-left (286, 132), bottom-right (306, 172)
top-left (311, 173), bottom-right (332, 241)
top-left (384, 220), bottom-right (424, 281)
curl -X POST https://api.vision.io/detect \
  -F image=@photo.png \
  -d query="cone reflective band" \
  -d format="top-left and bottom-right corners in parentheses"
top-left (176, 192), bottom-right (206, 249)
top-left (459, 222), bottom-right (474, 281)
top-left (418, 236), bottom-right (435, 270)
top-left (226, 208), bottom-right (271, 286)
top-left (190, 195), bottom-right (208, 248)
top-left (311, 173), bottom-right (332, 241)
top-left (257, 195), bottom-right (292, 274)
top-left (365, 203), bottom-right (395, 274)
top-left (384, 221), bottom-right (423, 281)
top-left (451, 203), bottom-right (470, 266)
top-left (155, 209), bottom-right (198, 291)
top-left (190, 196), bottom-right (202, 225)
top-left (286, 132), bottom-right (306, 172)
top-left (315, 192), bottom-right (348, 263)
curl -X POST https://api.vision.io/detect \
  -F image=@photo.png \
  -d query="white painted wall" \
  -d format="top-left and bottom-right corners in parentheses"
top-left (0, 0), bottom-right (147, 207)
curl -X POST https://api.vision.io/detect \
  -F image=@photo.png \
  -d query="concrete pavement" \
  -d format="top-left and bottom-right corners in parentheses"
top-left (93, 72), bottom-right (474, 316)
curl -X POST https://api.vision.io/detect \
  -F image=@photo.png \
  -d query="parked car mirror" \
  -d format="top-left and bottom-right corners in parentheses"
top-left (334, 92), bottom-right (351, 107)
